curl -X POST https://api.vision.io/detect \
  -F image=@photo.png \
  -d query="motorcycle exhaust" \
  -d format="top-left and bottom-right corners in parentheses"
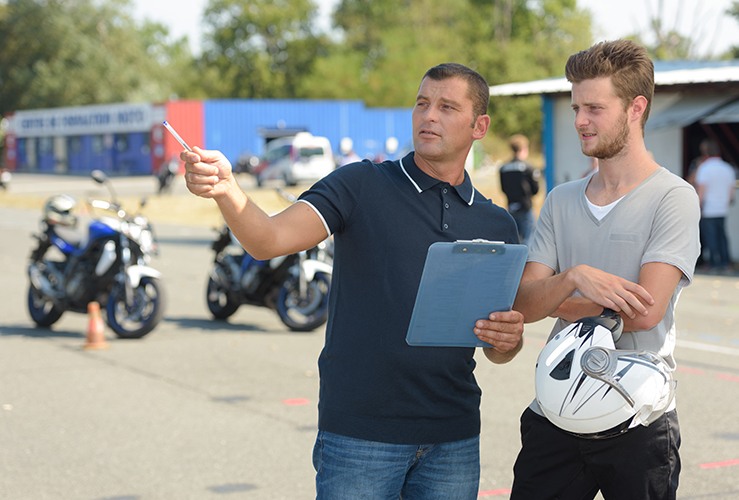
top-left (28, 263), bottom-right (63, 299)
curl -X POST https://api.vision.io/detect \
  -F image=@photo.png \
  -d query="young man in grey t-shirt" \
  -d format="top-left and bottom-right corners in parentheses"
top-left (476, 40), bottom-right (700, 499)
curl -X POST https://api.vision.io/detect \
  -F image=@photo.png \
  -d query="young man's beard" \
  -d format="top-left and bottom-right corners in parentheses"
top-left (585, 113), bottom-right (630, 160)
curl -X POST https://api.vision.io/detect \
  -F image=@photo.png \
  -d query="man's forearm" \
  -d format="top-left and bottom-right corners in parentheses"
top-left (514, 270), bottom-right (577, 323)
top-left (213, 179), bottom-right (279, 259)
top-left (551, 296), bottom-right (603, 323)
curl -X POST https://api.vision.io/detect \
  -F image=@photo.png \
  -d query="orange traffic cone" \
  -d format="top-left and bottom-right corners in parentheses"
top-left (83, 301), bottom-right (108, 350)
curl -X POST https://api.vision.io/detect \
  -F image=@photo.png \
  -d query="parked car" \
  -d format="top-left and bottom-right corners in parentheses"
top-left (233, 151), bottom-right (260, 174)
top-left (253, 133), bottom-right (335, 186)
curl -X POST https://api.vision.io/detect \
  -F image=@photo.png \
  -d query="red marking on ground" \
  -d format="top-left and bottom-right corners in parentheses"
top-left (700, 458), bottom-right (739, 469)
top-left (478, 489), bottom-right (512, 497)
top-left (676, 366), bottom-right (705, 375)
top-left (716, 373), bottom-right (739, 383)
top-left (282, 398), bottom-right (310, 406)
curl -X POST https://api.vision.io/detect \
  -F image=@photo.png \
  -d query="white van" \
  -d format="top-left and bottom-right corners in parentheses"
top-left (254, 133), bottom-right (335, 186)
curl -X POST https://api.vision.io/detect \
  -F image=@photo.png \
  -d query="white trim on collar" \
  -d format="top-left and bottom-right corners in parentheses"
top-left (399, 157), bottom-right (422, 193)
top-left (466, 188), bottom-right (474, 206)
top-left (399, 156), bottom-right (475, 206)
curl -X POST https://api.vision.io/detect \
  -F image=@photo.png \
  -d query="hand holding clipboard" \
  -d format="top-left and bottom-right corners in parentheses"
top-left (406, 240), bottom-right (527, 348)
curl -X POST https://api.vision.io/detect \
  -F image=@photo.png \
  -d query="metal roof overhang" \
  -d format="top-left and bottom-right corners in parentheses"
top-left (489, 63), bottom-right (739, 97)
top-left (646, 95), bottom-right (738, 131)
top-left (701, 98), bottom-right (739, 124)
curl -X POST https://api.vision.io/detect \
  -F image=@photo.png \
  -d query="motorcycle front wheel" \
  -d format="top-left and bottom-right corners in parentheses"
top-left (276, 272), bottom-right (331, 332)
top-left (106, 276), bottom-right (165, 339)
top-left (206, 276), bottom-right (240, 319)
top-left (27, 283), bottom-right (64, 327)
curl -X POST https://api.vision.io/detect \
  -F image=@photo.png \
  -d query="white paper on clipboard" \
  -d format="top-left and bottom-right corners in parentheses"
top-left (405, 240), bottom-right (528, 348)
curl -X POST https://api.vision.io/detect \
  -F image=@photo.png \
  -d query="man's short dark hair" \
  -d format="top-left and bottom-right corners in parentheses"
top-left (423, 63), bottom-right (490, 118)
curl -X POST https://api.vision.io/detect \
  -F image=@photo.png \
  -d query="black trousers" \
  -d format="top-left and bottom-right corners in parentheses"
top-left (510, 408), bottom-right (681, 500)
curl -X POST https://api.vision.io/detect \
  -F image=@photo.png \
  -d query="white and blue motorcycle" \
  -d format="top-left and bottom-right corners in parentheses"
top-left (206, 189), bottom-right (333, 332)
top-left (27, 170), bottom-right (165, 339)
top-left (206, 222), bottom-right (333, 332)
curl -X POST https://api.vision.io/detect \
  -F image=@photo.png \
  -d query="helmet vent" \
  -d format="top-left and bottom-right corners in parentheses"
top-left (550, 349), bottom-right (575, 380)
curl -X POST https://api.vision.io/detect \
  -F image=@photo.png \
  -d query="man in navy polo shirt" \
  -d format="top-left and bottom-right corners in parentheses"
top-left (183, 63), bottom-right (524, 499)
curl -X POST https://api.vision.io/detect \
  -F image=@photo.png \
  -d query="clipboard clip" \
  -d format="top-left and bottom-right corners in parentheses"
top-left (453, 240), bottom-right (506, 254)
top-left (455, 239), bottom-right (504, 244)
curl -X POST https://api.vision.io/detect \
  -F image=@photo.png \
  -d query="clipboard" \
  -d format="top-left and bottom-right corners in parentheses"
top-left (405, 240), bottom-right (528, 348)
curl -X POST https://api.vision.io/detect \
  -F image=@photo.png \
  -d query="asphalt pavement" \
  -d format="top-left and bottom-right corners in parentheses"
top-left (1, 174), bottom-right (738, 499)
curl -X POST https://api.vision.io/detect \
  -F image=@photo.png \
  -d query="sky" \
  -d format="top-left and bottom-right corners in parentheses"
top-left (131, 0), bottom-right (739, 59)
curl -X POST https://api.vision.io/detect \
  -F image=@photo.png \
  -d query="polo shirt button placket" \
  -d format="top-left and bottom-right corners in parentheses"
top-left (441, 186), bottom-right (450, 231)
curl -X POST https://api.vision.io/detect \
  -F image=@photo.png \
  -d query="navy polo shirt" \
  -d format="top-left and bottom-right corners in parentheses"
top-left (299, 151), bottom-right (518, 444)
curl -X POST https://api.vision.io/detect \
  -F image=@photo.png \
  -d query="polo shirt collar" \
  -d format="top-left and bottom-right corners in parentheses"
top-left (399, 152), bottom-right (476, 206)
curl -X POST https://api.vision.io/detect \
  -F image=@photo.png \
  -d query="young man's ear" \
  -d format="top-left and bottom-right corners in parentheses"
top-left (630, 95), bottom-right (649, 123)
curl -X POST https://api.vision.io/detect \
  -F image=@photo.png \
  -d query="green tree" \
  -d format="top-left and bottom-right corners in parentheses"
top-left (0, 0), bottom-right (194, 116)
top-left (198, 0), bottom-right (330, 98)
top-left (303, 0), bottom-right (592, 145)
top-left (303, 0), bottom-right (482, 106)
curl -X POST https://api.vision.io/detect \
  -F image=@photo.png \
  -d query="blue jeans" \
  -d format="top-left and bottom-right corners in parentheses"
top-left (700, 217), bottom-right (731, 268)
top-left (510, 209), bottom-right (535, 246)
top-left (312, 431), bottom-right (480, 499)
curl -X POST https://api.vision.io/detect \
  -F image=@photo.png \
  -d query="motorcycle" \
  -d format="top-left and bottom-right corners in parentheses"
top-left (0, 168), bottom-right (11, 190)
top-left (27, 169), bottom-right (165, 339)
top-left (156, 157), bottom-right (179, 194)
top-left (206, 190), bottom-right (333, 331)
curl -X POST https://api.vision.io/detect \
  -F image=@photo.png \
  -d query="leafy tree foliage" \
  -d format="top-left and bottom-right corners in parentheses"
top-left (9, 0), bottom-right (735, 157)
top-left (198, 0), bottom-right (330, 98)
top-left (0, 0), bottom-right (193, 117)
top-left (302, 0), bottom-right (592, 144)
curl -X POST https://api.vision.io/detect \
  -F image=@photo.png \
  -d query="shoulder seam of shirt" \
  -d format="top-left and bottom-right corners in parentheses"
top-left (296, 199), bottom-right (331, 238)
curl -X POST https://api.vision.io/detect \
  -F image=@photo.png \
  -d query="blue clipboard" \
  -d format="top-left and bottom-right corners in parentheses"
top-left (405, 240), bottom-right (528, 348)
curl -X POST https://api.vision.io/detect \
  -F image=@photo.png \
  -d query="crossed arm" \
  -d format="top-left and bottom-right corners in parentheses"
top-left (513, 261), bottom-right (683, 332)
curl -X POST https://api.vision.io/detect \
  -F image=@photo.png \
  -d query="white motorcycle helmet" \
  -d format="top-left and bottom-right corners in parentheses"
top-left (535, 309), bottom-right (676, 439)
top-left (43, 194), bottom-right (78, 227)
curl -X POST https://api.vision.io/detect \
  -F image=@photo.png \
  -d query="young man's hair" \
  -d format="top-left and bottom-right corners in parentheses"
top-left (565, 39), bottom-right (654, 129)
top-left (509, 134), bottom-right (529, 155)
top-left (423, 63), bottom-right (490, 119)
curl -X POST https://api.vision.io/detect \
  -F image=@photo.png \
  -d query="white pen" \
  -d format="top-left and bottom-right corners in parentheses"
top-left (162, 120), bottom-right (192, 151)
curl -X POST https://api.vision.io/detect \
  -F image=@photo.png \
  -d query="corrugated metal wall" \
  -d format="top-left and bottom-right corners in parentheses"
top-left (203, 99), bottom-right (413, 164)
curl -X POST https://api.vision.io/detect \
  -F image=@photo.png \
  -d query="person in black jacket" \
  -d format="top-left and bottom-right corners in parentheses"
top-left (499, 134), bottom-right (540, 244)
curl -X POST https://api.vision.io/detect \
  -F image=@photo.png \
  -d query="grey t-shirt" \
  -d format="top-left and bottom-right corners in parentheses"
top-left (528, 167), bottom-right (700, 413)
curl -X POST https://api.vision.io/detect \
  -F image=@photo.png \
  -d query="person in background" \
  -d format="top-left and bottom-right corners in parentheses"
top-left (338, 137), bottom-right (361, 167)
top-left (182, 62), bottom-right (524, 499)
top-left (694, 138), bottom-right (736, 273)
top-left (498, 134), bottom-right (540, 244)
top-left (157, 156), bottom-right (180, 194)
top-left (687, 146), bottom-right (709, 267)
top-left (501, 39), bottom-right (700, 499)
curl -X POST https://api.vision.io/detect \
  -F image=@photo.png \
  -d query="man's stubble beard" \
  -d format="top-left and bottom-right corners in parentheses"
top-left (585, 113), bottom-right (630, 160)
